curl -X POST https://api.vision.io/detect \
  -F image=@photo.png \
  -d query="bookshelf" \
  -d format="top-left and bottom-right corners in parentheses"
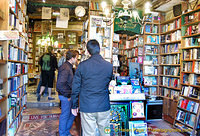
top-left (173, 8), bottom-right (200, 136)
top-left (0, 0), bottom-right (28, 135)
top-left (143, 22), bottom-right (160, 96)
top-left (159, 15), bottom-right (181, 124)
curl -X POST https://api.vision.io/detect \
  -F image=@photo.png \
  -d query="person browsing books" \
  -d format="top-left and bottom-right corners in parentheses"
top-left (56, 50), bottom-right (78, 136)
top-left (71, 40), bottom-right (113, 136)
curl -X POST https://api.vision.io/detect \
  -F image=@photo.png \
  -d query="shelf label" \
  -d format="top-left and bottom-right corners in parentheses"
top-left (0, 31), bottom-right (19, 40)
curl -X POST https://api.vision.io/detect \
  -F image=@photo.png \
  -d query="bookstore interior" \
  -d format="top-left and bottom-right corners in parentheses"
top-left (1, 0), bottom-right (200, 136)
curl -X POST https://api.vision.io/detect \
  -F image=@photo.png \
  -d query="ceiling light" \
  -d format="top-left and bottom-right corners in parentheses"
top-left (42, 0), bottom-right (46, 3)
top-left (101, 1), bottom-right (107, 10)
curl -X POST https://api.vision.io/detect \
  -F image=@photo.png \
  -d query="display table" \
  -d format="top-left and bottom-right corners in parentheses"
top-left (109, 93), bottom-right (146, 101)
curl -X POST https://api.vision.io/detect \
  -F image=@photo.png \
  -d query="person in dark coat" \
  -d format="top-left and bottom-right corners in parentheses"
top-left (71, 40), bottom-right (113, 136)
top-left (56, 50), bottom-right (78, 136)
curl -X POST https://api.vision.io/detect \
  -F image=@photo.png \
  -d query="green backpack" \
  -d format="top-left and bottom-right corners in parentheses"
top-left (42, 54), bottom-right (51, 71)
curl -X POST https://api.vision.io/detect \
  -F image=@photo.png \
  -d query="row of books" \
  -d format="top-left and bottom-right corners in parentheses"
top-left (161, 43), bottom-right (179, 54)
top-left (144, 66), bottom-right (158, 75)
top-left (182, 61), bottom-right (200, 73)
top-left (144, 76), bottom-right (157, 86)
top-left (183, 74), bottom-right (200, 85)
top-left (144, 87), bottom-right (157, 95)
top-left (182, 48), bottom-right (200, 60)
top-left (145, 45), bottom-right (158, 54)
top-left (7, 75), bottom-right (27, 94)
top-left (181, 86), bottom-right (200, 98)
top-left (161, 88), bottom-right (179, 100)
top-left (161, 54), bottom-right (180, 64)
top-left (184, 11), bottom-right (200, 24)
top-left (145, 24), bottom-right (159, 33)
top-left (160, 30), bottom-right (181, 43)
top-left (9, 13), bottom-right (25, 33)
top-left (0, 46), bottom-right (4, 60)
top-left (160, 77), bottom-right (180, 88)
top-left (161, 18), bottom-right (181, 33)
top-left (90, 1), bottom-right (102, 10)
top-left (7, 62), bottom-right (28, 77)
top-left (8, 85), bottom-right (27, 109)
top-left (124, 48), bottom-right (138, 58)
top-left (184, 37), bottom-right (200, 47)
top-left (178, 98), bottom-right (199, 113)
top-left (10, 38), bottom-right (28, 51)
top-left (161, 66), bottom-right (180, 76)
top-left (176, 110), bottom-right (196, 127)
top-left (146, 35), bottom-right (159, 44)
top-left (184, 24), bottom-right (200, 36)
top-left (144, 56), bottom-right (158, 65)
top-left (8, 45), bottom-right (28, 62)
top-left (194, 61), bottom-right (200, 73)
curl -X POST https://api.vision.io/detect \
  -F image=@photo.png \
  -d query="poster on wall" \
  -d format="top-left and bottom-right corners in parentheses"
top-left (34, 21), bottom-right (42, 32)
top-left (56, 17), bottom-right (68, 28)
top-left (60, 8), bottom-right (69, 20)
top-left (42, 21), bottom-right (52, 35)
top-left (42, 7), bottom-right (52, 19)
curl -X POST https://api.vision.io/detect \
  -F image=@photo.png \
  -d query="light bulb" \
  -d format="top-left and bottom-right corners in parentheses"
top-left (145, 1), bottom-right (151, 8)
top-left (132, 10), bottom-right (138, 18)
top-left (113, 0), bottom-right (117, 5)
top-left (101, 1), bottom-right (107, 10)
top-left (131, 0), bottom-right (137, 4)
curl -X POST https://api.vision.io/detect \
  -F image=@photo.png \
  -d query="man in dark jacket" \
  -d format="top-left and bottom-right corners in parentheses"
top-left (71, 40), bottom-right (113, 136)
top-left (37, 46), bottom-right (58, 101)
top-left (56, 50), bottom-right (78, 136)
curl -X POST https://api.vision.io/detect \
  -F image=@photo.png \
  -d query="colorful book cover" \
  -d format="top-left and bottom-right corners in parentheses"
top-left (129, 121), bottom-right (147, 136)
top-left (130, 102), bottom-right (144, 118)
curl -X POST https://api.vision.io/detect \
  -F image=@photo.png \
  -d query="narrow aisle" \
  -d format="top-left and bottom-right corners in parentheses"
top-left (16, 107), bottom-right (80, 136)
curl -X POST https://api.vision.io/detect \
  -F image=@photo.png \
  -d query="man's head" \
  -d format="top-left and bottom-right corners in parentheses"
top-left (66, 50), bottom-right (78, 65)
top-left (86, 40), bottom-right (100, 55)
top-left (47, 46), bottom-right (53, 54)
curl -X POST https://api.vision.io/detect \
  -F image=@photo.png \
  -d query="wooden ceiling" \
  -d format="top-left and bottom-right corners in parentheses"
top-left (27, 0), bottom-right (183, 20)
top-left (27, 0), bottom-right (89, 20)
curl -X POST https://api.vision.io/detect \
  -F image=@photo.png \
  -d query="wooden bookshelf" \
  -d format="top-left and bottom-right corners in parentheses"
top-left (0, 96), bottom-right (7, 103)
top-left (181, 46), bottom-right (200, 49)
top-left (0, 0), bottom-right (28, 135)
top-left (160, 64), bottom-right (180, 66)
top-left (160, 74), bottom-right (180, 78)
top-left (159, 85), bottom-right (181, 90)
top-left (0, 60), bottom-right (6, 64)
top-left (0, 115), bottom-right (6, 123)
top-left (160, 28), bottom-right (181, 35)
top-left (161, 15), bottom-right (182, 25)
top-left (144, 43), bottom-right (159, 46)
top-left (160, 15), bottom-right (182, 125)
top-left (177, 107), bottom-right (197, 115)
top-left (160, 52), bottom-right (180, 55)
top-left (183, 20), bottom-right (200, 27)
top-left (160, 40), bottom-right (181, 45)
top-left (182, 33), bottom-right (200, 38)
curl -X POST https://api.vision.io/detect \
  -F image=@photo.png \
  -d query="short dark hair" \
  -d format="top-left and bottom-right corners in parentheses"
top-left (86, 40), bottom-right (100, 55)
top-left (47, 46), bottom-right (53, 53)
top-left (66, 50), bottom-right (77, 61)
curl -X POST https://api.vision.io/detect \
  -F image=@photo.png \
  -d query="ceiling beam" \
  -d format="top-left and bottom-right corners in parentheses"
top-left (28, 2), bottom-right (76, 8)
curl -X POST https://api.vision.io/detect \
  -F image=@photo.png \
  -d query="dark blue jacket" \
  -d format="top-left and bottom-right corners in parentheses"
top-left (71, 54), bottom-right (113, 113)
top-left (56, 61), bottom-right (73, 98)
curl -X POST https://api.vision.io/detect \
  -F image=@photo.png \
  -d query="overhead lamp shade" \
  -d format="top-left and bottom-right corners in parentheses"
top-left (114, 9), bottom-right (143, 35)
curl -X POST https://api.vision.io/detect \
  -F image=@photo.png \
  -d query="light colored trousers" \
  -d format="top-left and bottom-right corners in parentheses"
top-left (80, 110), bottom-right (110, 136)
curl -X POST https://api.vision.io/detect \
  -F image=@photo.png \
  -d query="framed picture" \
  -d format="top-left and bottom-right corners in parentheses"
top-left (34, 21), bottom-right (42, 32)
top-left (67, 32), bottom-right (77, 45)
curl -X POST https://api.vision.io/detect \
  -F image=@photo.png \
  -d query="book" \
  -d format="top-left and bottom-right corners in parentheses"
top-left (130, 101), bottom-right (145, 118)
